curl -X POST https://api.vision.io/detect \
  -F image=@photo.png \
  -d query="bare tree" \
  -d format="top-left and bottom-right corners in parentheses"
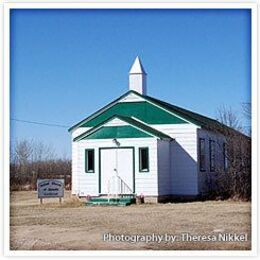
top-left (214, 106), bottom-right (251, 200)
top-left (216, 105), bottom-right (243, 132)
top-left (10, 139), bottom-right (71, 191)
top-left (242, 102), bottom-right (251, 120)
top-left (14, 139), bottom-right (33, 175)
top-left (242, 102), bottom-right (251, 136)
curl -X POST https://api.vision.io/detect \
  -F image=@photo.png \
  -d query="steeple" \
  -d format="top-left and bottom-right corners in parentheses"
top-left (129, 56), bottom-right (147, 95)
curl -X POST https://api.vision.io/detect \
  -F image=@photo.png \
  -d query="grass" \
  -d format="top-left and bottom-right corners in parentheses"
top-left (10, 191), bottom-right (251, 250)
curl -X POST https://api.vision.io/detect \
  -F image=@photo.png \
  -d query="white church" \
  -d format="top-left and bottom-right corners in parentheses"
top-left (69, 57), bottom-right (230, 203)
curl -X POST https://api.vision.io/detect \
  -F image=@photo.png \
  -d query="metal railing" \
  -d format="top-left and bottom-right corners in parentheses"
top-left (107, 175), bottom-right (133, 198)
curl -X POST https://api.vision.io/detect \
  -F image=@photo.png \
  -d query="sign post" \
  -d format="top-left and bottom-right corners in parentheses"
top-left (37, 179), bottom-right (64, 204)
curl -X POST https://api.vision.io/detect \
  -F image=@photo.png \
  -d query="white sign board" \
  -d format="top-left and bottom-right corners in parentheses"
top-left (37, 179), bottom-right (64, 198)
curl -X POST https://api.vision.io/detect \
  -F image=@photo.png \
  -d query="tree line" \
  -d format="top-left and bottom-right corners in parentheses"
top-left (212, 103), bottom-right (251, 200)
top-left (10, 140), bottom-right (71, 191)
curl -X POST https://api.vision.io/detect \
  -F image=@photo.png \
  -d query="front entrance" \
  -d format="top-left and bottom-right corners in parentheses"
top-left (100, 148), bottom-right (134, 194)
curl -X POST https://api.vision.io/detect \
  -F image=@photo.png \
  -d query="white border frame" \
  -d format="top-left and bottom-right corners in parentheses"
top-left (3, 1), bottom-right (258, 257)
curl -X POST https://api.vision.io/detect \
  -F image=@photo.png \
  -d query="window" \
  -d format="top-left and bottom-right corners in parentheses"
top-left (139, 147), bottom-right (149, 172)
top-left (85, 149), bottom-right (95, 173)
top-left (223, 143), bottom-right (228, 171)
top-left (199, 138), bottom-right (206, 171)
top-left (209, 140), bottom-right (215, 172)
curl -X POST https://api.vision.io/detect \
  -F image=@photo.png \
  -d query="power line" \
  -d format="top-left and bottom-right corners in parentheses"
top-left (11, 118), bottom-right (70, 128)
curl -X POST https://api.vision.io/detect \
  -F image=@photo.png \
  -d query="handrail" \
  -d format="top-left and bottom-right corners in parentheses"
top-left (107, 175), bottom-right (133, 197)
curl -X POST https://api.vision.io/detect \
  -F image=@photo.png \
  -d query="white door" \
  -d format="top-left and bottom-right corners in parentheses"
top-left (100, 148), bottom-right (134, 194)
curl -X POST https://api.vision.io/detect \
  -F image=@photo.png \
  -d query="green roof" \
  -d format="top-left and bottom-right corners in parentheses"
top-left (74, 101), bottom-right (188, 128)
top-left (142, 94), bottom-right (247, 136)
top-left (69, 90), bottom-right (247, 137)
top-left (81, 125), bottom-right (152, 140)
top-left (143, 95), bottom-right (223, 130)
top-left (73, 115), bottom-right (172, 141)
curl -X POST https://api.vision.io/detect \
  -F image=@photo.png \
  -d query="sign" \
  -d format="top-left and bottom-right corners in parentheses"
top-left (37, 179), bottom-right (64, 198)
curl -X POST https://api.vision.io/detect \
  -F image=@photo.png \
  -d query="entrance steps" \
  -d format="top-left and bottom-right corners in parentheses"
top-left (86, 195), bottom-right (136, 206)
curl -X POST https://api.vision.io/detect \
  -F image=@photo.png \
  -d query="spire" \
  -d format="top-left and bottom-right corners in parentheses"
top-left (129, 56), bottom-right (147, 75)
top-left (129, 56), bottom-right (147, 95)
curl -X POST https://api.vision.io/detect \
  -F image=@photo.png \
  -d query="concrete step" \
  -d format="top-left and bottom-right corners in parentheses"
top-left (86, 197), bottom-right (136, 206)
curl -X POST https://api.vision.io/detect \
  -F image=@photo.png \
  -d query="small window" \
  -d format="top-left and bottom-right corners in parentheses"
top-left (199, 138), bottom-right (206, 171)
top-left (139, 147), bottom-right (149, 172)
top-left (209, 140), bottom-right (215, 172)
top-left (223, 143), bottom-right (228, 171)
top-left (85, 149), bottom-right (95, 173)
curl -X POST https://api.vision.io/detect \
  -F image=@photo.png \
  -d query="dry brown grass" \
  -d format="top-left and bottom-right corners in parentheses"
top-left (10, 191), bottom-right (251, 250)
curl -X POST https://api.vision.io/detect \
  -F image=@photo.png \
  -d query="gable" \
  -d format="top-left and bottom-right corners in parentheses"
top-left (74, 115), bottom-right (172, 141)
top-left (81, 125), bottom-right (152, 140)
top-left (80, 101), bottom-right (188, 127)
top-left (68, 90), bottom-right (200, 133)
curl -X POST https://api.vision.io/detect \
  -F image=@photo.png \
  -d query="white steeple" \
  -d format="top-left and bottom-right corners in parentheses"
top-left (129, 56), bottom-right (147, 95)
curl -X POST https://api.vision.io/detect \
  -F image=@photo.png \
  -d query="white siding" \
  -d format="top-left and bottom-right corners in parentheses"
top-left (71, 140), bottom-right (99, 196)
top-left (153, 124), bottom-right (199, 195)
top-left (71, 140), bottom-right (79, 195)
top-left (135, 139), bottom-right (158, 196)
top-left (118, 92), bottom-right (144, 102)
top-left (72, 138), bottom-right (159, 196)
top-left (104, 118), bottom-right (127, 126)
top-left (157, 140), bottom-right (171, 195)
top-left (71, 127), bottom-right (90, 139)
top-left (197, 129), bottom-right (225, 194)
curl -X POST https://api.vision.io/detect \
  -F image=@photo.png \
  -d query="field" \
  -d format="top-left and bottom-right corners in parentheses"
top-left (10, 191), bottom-right (251, 250)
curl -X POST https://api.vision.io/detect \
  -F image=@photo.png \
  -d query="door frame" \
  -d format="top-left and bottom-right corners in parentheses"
top-left (98, 147), bottom-right (135, 194)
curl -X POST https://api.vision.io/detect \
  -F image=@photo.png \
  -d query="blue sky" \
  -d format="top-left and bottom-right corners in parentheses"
top-left (10, 9), bottom-right (251, 158)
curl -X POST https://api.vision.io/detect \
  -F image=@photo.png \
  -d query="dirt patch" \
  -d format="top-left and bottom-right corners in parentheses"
top-left (10, 191), bottom-right (251, 250)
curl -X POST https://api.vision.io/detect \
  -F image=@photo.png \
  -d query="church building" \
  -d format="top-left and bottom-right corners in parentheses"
top-left (69, 57), bottom-right (230, 203)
